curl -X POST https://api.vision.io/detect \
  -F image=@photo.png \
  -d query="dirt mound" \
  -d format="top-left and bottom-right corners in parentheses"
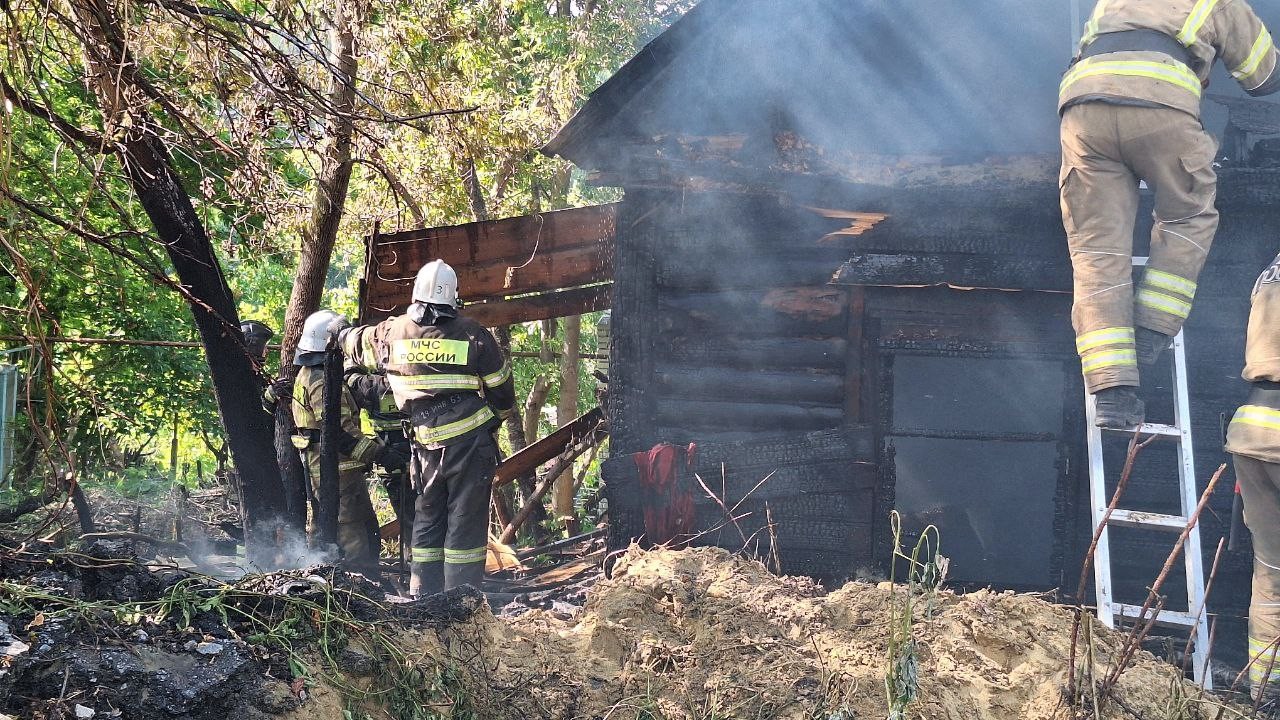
top-left (458, 546), bottom-right (1233, 719)
top-left (4, 540), bottom-right (1240, 719)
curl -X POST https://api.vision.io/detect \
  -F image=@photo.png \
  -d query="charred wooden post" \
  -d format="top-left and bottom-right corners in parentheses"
top-left (317, 343), bottom-right (342, 548)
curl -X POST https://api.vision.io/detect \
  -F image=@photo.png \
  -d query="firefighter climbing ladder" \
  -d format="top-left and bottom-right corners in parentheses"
top-left (1084, 265), bottom-right (1212, 689)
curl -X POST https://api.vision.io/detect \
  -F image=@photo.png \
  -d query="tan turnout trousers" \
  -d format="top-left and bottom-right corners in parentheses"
top-left (1060, 102), bottom-right (1219, 392)
top-left (1232, 456), bottom-right (1280, 695)
top-left (1225, 251), bottom-right (1280, 696)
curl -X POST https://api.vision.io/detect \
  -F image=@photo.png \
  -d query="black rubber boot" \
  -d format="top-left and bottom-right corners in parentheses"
top-left (410, 562), bottom-right (443, 598)
top-left (1135, 327), bottom-right (1172, 366)
top-left (1094, 386), bottom-right (1145, 429)
top-left (444, 561), bottom-right (485, 591)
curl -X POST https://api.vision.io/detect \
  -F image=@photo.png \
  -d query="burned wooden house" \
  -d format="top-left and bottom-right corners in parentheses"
top-left (531, 0), bottom-right (1280, 662)
top-left (357, 0), bottom-right (1280, 668)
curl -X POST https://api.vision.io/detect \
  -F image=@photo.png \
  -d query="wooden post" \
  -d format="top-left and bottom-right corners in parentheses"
top-left (168, 411), bottom-right (180, 484)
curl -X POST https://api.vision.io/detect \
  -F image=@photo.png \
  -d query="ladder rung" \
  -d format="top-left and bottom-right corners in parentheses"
top-left (1100, 422), bottom-right (1182, 438)
top-left (1108, 509), bottom-right (1190, 531)
top-left (1113, 603), bottom-right (1198, 628)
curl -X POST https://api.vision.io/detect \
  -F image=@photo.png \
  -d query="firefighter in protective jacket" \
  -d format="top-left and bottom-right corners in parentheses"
top-left (1061, 0), bottom-right (1279, 428)
top-left (292, 309), bottom-right (406, 574)
top-left (1226, 251), bottom-right (1280, 701)
top-left (341, 260), bottom-right (515, 597)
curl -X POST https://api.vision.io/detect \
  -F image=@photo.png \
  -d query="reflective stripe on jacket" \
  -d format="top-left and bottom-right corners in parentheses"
top-left (1226, 252), bottom-right (1280, 463)
top-left (342, 307), bottom-right (516, 449)
top-left (1061, 0), bottom-right (1279, 117)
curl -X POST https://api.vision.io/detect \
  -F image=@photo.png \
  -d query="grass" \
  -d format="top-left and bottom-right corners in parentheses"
top-left (0, 559), bottom-right (484, 720)
top-left (884, 510), bottom-right (944, 720)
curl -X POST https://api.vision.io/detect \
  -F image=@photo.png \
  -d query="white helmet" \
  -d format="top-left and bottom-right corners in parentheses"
top-left (412, 260), bottom-right (459, 308)
top-left (297, 309), bottom-right (349, 354)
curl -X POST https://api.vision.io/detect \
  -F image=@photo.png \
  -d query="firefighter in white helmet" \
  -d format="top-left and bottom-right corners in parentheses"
top-left (1060, 0), bottom-right (1279, 428)
top-left (341, 260), bottom-right (514, 596)
top-left (292, 309), bottom-right (406, 574)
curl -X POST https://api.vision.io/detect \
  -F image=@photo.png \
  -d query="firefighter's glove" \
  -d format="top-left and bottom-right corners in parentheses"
top-left (348, 436), bottom-right (382, 464)
top-left (263, 377), bottom-right (291, 414)
top-left (376, 443), bottom-right (410, 472)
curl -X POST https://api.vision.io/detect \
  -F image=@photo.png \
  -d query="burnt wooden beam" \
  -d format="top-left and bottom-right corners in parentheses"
top-left (366, 240), bottom-right (613, 307)
top-left (656, 252), bottom-right (845, 290)
top-left (652, 366), bottom-right (843, 405)
top-left (493, 407), bottom-right (605, 489)
top-left (665, 336), bottom-right (846, 370)
top-left (832, 252), bottom-right (1073, 292)
top-left (658, 286), bottom-right (848, 337)
top-left (363, 204), bottom-right (617, 317)
top-left (844, 287), bottom-right (865, 423)
top-left (374, 204), bottom-right (617, 262)
top-left (654, 399), bottom-right (842, 430)
top-left (364, 284), bottom-right (611, 326)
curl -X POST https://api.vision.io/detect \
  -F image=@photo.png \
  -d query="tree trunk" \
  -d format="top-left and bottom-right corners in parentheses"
top-left (553, 316), bottom-right (580, 531)
top-left (70, 0), bottom-right (285, 559)
top-left (279, 0), bottom-right (361, 366)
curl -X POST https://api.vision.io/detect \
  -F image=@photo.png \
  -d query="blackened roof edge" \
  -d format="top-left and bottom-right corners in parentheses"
top-left (541, 0), bottom-right (734, 167)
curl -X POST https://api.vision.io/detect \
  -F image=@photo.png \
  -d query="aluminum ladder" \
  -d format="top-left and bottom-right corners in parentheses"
top-left (1084, 303), bottom-right (1212, 688)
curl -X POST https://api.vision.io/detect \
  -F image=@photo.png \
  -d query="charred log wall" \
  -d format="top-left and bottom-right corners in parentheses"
top-left (605, 170), bottom-right (1280, 660)
top-left (603, 189), bottom-right (881, 581)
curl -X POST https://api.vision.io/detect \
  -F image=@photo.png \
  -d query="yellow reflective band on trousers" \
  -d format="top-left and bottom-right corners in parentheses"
top-left (414, 406), bottom-right (495, 445)
top-left (1081, 349), bottom-right (1138, 374)
top-left (304, 457), bottom-right (368, 473)
top-left (1136, 288), bottom-right (1193, 319)
top-left (412, 547), bottom-right (444, 563)
top-left (1060, 58), bottom-right (1203, 99)
top-left (1177, 0), bottom-right (1222, 46)
top-left (1249, 636), bottom-right (1280, 685)
top-left (350, 437), bottom-right (379, 463)
top-left (1236, 30), bottom-right (1276, 80)
top-left (1232, 405), bottom-right (1280, 432)
top-left (1141, 269), bottom-right (1197, 301)
top-left (444, 546), bottom-right (487, 564)
top-left (1076, 327), bottom-right (1135, 354)
top-left (482, 362), bottom-right (511, 388)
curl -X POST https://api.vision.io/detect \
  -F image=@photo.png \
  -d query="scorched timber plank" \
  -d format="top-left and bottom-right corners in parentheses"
top-left (653, 399), bottom-right (843, 431)
top-left (657, 287), bottom-right (848, 337)
top-left (372, 204), bottom-right (617, 268)
top-left (652, 366), bottom-right (843, 405)
top-left (664, 336), bottom-right (846, 371)
top-left (656, 253), bottom-right (847, 290)
top-left (364, 284), bottom-right (612, 326)
top-left (493, 407), bottom-right (604, 489)
top-left (833, 252), bottom-right (1072, 292)
top-left (366, 242), bottom-right (613, 307)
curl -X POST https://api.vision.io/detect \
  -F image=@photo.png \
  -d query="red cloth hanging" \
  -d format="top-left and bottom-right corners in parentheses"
top-left (633, 443), bottom-right (697, 546)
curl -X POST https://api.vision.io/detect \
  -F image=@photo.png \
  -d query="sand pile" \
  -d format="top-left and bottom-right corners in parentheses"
top-left (293, 546), bottom-right (1238, 719)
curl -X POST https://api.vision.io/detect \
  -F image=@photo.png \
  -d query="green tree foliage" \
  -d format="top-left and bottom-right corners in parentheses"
top-left (1, 0), bottom-right (691, 493)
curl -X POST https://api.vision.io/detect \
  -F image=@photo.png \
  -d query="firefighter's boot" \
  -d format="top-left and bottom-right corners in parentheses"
top-left (1094, 386), bottom-right (1145, 429)
top-left (1136, 327), bottom-right (1172, 366)
top-left (410, 561), bottom-right (443, 598)
top-left (444, 560), bottom-right (485, 591)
